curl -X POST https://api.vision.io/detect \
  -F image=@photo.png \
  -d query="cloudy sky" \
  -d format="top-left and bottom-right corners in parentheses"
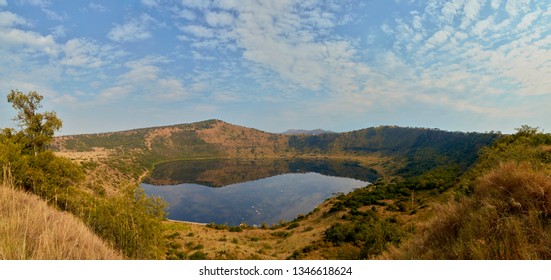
top-left (0, 0), bottom-right (549, 135)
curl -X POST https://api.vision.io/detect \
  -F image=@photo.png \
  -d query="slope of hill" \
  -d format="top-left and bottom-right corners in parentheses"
top-left (288, 126), bottom-right (499, 175)
top-left (0, 186), bottom-right (121, 260)
top-left (382, 128), bottom-right (551, 259)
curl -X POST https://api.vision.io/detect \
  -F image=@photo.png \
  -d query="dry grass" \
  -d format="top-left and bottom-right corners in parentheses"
top-left (0, 186), bottom-right (121, 260)
top-left (389, 161), bottom-right (551, 259)
top-left (164, 198), bottom-right (344, 260)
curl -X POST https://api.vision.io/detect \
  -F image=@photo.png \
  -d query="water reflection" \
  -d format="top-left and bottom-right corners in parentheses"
top-left (143, 158), bottom-right (378, 187)
top-left (141, 158), bottom-right (377, 226)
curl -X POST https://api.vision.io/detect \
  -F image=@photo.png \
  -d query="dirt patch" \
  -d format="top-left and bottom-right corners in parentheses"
top-left (144, 126), bottom-right (185, 150)
top-left (55, 147), bottom-right (113, 162)
top-left (196, 121), bottom-right (290, 158)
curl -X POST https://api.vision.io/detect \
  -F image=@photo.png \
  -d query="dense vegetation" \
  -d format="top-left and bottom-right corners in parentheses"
top-left (289, 126), bottom-right (499, 177)
top-left (387, 126), bottom-right (551, 259)
top-left (0, 90), bottom-right (167, 259)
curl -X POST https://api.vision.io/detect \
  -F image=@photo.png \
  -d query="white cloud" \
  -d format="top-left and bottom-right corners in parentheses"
top-left (412, 14), bottom-right (423, 30)
top-left (0, 27), bottom-right (58, 56)
top-left (175, 8), bottom-right (196, 20)
top-left (0, 11), bottom-right (29, 27)
top-left (424, 25), bottom-right (453, 50)
top-left (123, 57), bottom-right (163, 82)
top-left (516, 9), bottom-right (541, 30)
top-left (461, 0), bottom-right (484, 28)
top-left (491, 0), bottom-right (502, 9)
top-left (88, 2), bottom-right (107, 13)
top-left (505, 0), bottom-right (531, 18)
top-left (96, 56), bottom-right (190, 103)
top-left (180, 24), bottom-right (215, 38)
top-left (180, 0), bottom-right (211, 10)
top-left (157, 78), bottom-right (189, 100)
top-left (191, 50), bottom-right (215, 60)
top-left (17, 0), bottom-right (66, 21)
top-left (441, 0), bottom-right (465, 23)
top-left (472, 15), bottom-right (494, 36)
top-left (177, 1), bottom-right (369, 95)
top-left (205, 11), bottom-right (234, 27)
top-left (61, 38), bottom-right (107, 68)
top-left (371, 0), bottom-right (551, 120)
top-left (98, 85), bottom-right (133, 102)
top-left (42, 7), bottom-right (64, 21)
top-left (107, 14), bottom-right (155, 42)
top-left (18, 0), bottom-right (49, 8)
top-left (51, 25), bottom-right (67, 38)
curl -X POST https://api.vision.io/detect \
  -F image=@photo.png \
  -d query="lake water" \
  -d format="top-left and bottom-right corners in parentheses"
top-left (141, 158), bottom-right (376, 226)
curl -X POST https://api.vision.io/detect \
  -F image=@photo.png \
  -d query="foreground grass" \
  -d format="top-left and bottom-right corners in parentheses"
top-left (384, 129), bottom-right (551, 259)
top-left (388, 162), bottom-right (551, 259)
top-left (0, 186), bottom-right (121, 260)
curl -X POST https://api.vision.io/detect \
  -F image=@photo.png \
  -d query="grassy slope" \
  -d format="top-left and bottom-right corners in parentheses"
top-left (383, 133), bottom-right (551, 259)
top-left (0, 186), bottom-right (121, 260)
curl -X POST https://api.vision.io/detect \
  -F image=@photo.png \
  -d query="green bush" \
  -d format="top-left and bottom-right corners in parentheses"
top-left (189, 251), bottom-right (208, 260)
top-left (287, 222), bottom-right (300, 230)
top-left (85, 186), bottom-right (167, 259)
top-left (324, 218), bottom-right (403, 259)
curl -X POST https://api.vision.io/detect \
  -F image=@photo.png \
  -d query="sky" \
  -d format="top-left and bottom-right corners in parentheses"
top-left (0, 0), bottom-right (549, 135)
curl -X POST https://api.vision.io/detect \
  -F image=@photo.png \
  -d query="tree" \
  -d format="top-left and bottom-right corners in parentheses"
top-left (515, 125), bottom-right (540, 137)
top-left (7, 90), bottom-right (62, 156)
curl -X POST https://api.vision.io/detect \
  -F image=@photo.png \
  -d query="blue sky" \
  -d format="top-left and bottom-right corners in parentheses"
top-left (0, 0), bottom-right (549, 135)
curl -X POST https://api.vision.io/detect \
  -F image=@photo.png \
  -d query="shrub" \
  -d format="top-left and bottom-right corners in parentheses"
top-left (286, 222), bottom-right (300, 230)
top-left (228, 226), bottom-right (243, 232)
top-left (271, 231), bottom-right (292, 238)
top-left (85, 186), bottom-right (167, 259)
top-left (189, 251), bottom-right (208, 260)
top-left (324, 218), bottom-right (403, 259)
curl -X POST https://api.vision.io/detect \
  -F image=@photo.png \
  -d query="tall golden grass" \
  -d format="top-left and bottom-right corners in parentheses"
top-left (389, 161), bottom-right (551, 259)
top-left (0, 185), bottom-right (121, 260)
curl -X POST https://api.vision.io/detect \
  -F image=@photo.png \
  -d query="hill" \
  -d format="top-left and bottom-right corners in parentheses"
top-left (0, 185), bottom-right (120, 259)
top-left (380, 127), bottom-right (551, 259)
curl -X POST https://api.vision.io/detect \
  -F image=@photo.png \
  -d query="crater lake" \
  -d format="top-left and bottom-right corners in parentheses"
top-left (141, 158), bottom-right (377, 226)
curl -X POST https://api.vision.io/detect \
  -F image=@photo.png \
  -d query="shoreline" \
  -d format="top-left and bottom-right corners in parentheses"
top-left (166, 219), bottom-right (208, 226)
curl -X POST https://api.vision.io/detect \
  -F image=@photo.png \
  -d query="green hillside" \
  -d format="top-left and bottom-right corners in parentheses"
top-left (385, 126), bottom-right (551, 259)
top-left (289, 126), bottom-right (499, 175)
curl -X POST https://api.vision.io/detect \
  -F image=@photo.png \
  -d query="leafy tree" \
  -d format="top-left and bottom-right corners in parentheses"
top-left (515, 125), bottom-right (540, 137)
top-left (7, 90), bottom-right (62, 156)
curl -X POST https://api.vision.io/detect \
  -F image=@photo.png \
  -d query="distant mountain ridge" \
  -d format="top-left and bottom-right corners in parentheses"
top-left (52, 119), bottom-right (500, 179)
top-left (281, 129), bottom-right (333, 135)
